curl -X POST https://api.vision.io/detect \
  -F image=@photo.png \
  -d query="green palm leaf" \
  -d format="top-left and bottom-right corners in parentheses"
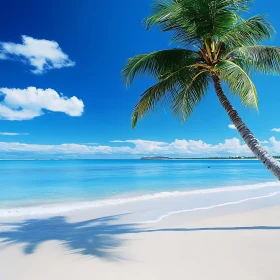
top-left (131, 80), bottom-right (178, 129)
top-left (222, 16), bottom-right (275, 51)
top-left (214, 60), bottom-right (258, 108)
top-left (131, 66), bottom-right (201, 128)
top-left (122, 49), bottom-right (199, 87)
top-left (232, 46), bottom-right (280, 75)
top-left (172, 70), bottom-right (210, 121)
top-left (145, 0), bottom-right (253, 46)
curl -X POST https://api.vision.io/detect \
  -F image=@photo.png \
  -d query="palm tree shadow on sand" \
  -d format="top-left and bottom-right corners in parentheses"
top-left (0, 215), bottom-right (141, 261)
top-left (1, 215), bottom-right (280, 261)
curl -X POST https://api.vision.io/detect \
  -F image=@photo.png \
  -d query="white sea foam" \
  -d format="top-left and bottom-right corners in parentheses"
top-left (137, 191), bottom-right (280, 224)
top-left (1, 181), bottom-right (280, 218)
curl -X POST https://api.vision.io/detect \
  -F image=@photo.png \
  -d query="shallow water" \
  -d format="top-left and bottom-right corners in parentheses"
top-left (0, 159), bottom-right (279, 219)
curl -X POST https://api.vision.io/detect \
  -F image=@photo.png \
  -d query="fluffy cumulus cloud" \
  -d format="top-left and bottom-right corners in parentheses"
top-left (111, 140), bottom-right (169, 154)
top-left (228, 124), bottom-right (237, 130)
top-left (0, 87), bottom-right (84, 120)
top-left (0, 137), bottom-right (279, 159)
top-left (271, 128), bottom-right (280, 132)
top-left (0, 138), bottom-right (250, 158)
top-left (112, 138), bottom-right (251, 156)
top-left (0, 35), bottom-right (75, 74)
top-left (269, 137), bottom-right (280, 153)
top-left (111, 138), bottom-right (252, 156)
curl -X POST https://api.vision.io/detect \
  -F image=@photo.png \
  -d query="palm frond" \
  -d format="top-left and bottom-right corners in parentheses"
top-left (131, 67), bottom-right (203, 128)
top-left (131, 79), bottom-right (178, 129)
top-left (214, 60), bottom-right (258, 108)
top-left (172, 70), bottom-right (210, 121)
top-left (144, 0), bottom-right (253, 46)
top-left (144, 0), bottom-right (182, 30)
top-left (218, 0), bottom-right (253, 11)
top-left (145, 0), bottom-right (204, 45)
top-left (222, 16), bottom-right (274, 51)
top-left (122, 49), bottom-right (199, 87)
top-left (232, 46), bottom-right (280, 75)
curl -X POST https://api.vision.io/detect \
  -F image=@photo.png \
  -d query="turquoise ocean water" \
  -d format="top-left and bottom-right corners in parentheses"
top-left (1, 159), bottom-right (280, 219)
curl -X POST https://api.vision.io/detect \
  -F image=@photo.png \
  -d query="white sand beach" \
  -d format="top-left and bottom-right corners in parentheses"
top-left (1, 205), bottom-right (280, 280)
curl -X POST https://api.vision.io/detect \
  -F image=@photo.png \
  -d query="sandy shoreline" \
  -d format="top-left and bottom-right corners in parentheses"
top-left (1, 205), bottom-right (280, 280)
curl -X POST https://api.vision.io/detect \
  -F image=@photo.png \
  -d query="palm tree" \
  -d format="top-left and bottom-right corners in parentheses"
top-left (122, 0), bottom-right (280, 180)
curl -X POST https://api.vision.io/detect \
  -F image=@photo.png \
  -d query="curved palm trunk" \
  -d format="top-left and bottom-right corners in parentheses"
top-left (212, 75), bottom-right (280, 180)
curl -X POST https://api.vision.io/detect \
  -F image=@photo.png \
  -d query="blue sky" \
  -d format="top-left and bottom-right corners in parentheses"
top-left (0, 0), bottom-right (280, 159)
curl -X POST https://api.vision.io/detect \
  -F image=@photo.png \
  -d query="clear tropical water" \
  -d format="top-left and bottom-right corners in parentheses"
top-left (0, 159), bottom-right (280, 218)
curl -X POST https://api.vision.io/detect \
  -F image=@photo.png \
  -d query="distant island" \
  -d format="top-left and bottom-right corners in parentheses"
top-left (141, 156), bottom-right (280, 160)
top-left (141, 156), bottom-right (171, 160)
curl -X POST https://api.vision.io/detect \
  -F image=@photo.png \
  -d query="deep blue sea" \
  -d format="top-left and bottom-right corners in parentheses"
top-left (1, 159), bottom-right (280, 218)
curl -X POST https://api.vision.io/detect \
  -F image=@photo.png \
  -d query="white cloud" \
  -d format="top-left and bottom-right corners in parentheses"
top-left (0, 132), bottom-right (28, 136)
top-left (0, 142), bottom-right (131, 155)
top-left (228, 124), bottom-right (237, 130)
top-left (0, 138), bottom-right (251, 157)
top-left (271, 128), bottom-right (280, 132)
top-left (269, 137), bottom-right (280, 153)
top-left (0, 137), bottom-right (279, 159)
top-left (111, 138), bottom-right (251, 156)
top-left (259, 140), bottom-right (269, 144)
top-left (111, 140), bottom-right (169, 153)
top-left (0, 35), bottom-right (75, 74)
top-left (256, 137), bottom-right (280, 154)
top-left (0, 87), bottom-right (84, 120)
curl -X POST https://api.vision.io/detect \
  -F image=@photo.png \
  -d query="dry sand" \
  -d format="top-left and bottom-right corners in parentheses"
top-left (1, 206), bottom-right (280, 280)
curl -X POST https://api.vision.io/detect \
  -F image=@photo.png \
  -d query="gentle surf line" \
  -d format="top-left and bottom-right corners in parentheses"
top-left (138, 191), bottom-right (280, 224)
top-left (1, 181), bottom-right (279, 217)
